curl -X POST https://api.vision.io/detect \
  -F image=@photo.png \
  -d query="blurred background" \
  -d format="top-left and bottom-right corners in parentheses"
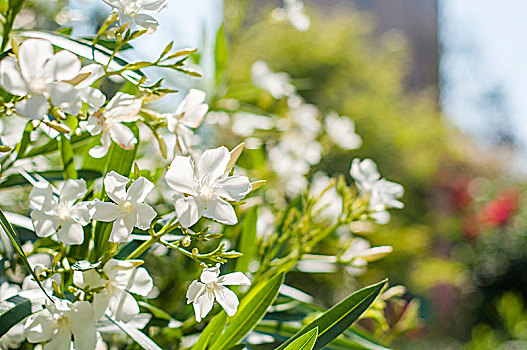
top-left (20, 0), bottom-right (527, 348)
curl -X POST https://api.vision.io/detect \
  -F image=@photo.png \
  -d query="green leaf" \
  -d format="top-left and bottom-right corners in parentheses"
top-left (235, 207), bottom-right (257, 273)
top-left (276, 280), bottom-right (387, 350)
top-left (19, 31), bottom-right (144, 83)
top-left (0, 208), bottom-right (52, 301)
top-left (0, 295), bottom-right (32, 337)
top-left (59, 136), bottom-right (77, 180)
top-left (21, 133), bottom-right (92, 159)
top-left (209, 272), bottom-right (284, 350)
top-left (14, 122), bottom-right (33, 160)
top-left (214, 24), bottom-right (228, 85)
top-left (192, 311), bottom-right (227, 350)
top-left (284, 327), bottom-right (318, 350)
top-left (0, 170), bottom-right (101, 188)
top-left (105, 315), bottom-right (162, 350)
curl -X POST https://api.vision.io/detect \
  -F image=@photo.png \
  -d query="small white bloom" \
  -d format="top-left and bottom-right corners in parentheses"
top-left (74, 259), bottom-right (153, 323)
top-left (86, 92), bottom-right (142, 158)
top-left (325, 112), bottom-right (362, 150)
top-left (251, 61), bottom-right (295, 99)
top-left (29, 179), bottom-right (91, 245)
top-left (164, 89), bottom-right (208, 154)
top-left (231, 112), bottom-right (274, 137)
top-left (0, 39), bottom-right (92, 119)
top-left (284, 0), bottom-right (310, 31)
top-left (104, 0), bottom-right (168, 29)
top-left (92, 171), bottom-right (157, 242)
top-left (350, 158), bottom-right (404, 222)
top-left (165, 146), bottom-right (252, 227)
top-left (340, 238), bottom-right (393, 265)
top-left (186, 264), bottom-right (251, 322)
top-left (25, 298), bottom-right (97, 350)
top-left (310, 172), bottom-right (342, 222)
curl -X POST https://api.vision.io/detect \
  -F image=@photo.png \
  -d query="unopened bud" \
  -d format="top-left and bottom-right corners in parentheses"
top-left (191, 248), bottom-right (199, 257)
top-left (182, 236), bottom-right (191, 247)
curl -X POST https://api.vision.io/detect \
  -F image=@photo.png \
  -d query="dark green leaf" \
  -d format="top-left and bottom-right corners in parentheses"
top-left (209, 272), bottom-right (284, 350)
top-left (0, 170), bottom-right (101, 188)
top-left (0, 295), bottom-right (32, 337)
top-left (276, 280), bottom-right (387, 350)
top-left (14, 122), bottom-right (33, 160)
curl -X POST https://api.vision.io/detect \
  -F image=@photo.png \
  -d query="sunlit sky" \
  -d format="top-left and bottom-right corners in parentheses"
top-left (440, 0), bottom-right (527, 151)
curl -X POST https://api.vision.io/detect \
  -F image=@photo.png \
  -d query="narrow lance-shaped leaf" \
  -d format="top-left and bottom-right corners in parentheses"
top-left (0, 295), bottom-right (32, 337)
top-left (105, 315), bottom-right (162, 350)
top-left (0, 208), bottom-right (52, 301)
top-left (276, 280), bottom-right (387, 350)
top-left (59, 136), bottom-right (77, 180)
top-left (284, 327), bottom-right (318, 350)
top-left (209, 272), bottom-right (285, 350)
top-left (192, 311), bottom-right (227, 350)
top-left (235, 207), bottom-right (257, 273)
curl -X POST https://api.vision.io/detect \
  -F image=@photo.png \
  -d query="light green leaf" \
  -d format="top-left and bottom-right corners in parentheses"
top-left (192, 311), bottom-right (227, 350)
top-left (0, 208), bottom-right (52, 301)
top-left (0, 295), bottom-right (32, 337)
top-left (284, 327), bottom-right (318, 350)
top-left (59, 136), bottom-right (77, 180)
top-left (235, 207), bottom-right (257, 273)
top-left (214, 24), bottom-right (228, 85)
top-left (276, 280), bottom-right (387, 350)
top-left (0, 169), bottom-right (101, 188)
top-left (14, 122), bottom-right (33, 160)
top-left (209, 272), bottom-right (284, 350)
top-left (105, 315), bottom-right (162, 350)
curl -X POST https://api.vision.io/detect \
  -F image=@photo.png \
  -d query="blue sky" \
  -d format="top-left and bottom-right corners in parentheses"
top-left (440, 0), bottom-right (527, 150)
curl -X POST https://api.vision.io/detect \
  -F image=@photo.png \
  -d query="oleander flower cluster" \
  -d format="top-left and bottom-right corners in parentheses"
top-left (0, 0), bottom-right (409, 349)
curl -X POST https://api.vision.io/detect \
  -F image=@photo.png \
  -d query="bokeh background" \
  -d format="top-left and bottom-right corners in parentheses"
top-left (18, 0), bottom-right (527, 349)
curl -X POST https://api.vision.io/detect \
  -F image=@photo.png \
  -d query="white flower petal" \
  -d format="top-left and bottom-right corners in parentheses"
top-left (197, 146), bottom-right (230, 181)
top-left (57, 221), bottom-right (84, 245)
top-left (59, 179), bottom-right (87, 206)
top-left (174, 195), bottom-right (202, 228)
top-left (186, 280), bottom-right (205, 304)
top-left (71, 201), bottom-right (91, 225)
top-left (127, 177), bottom-right (154, 203)
top-left (31, 210), bottom-right (59, 237)
top-left (203, 197), bottom-right (237, 225)
top-left (29, 182), bottom-right (56, 210)
top-left (104, 92), bottom-right (141, 122)
top-left (215, 176), bottom-right (252, 201)
top-left (165, 155), bottom-right (198, 195)
top-left (18, 39), bottom-right (54, 83)
top-left (42, 326), bottom-right (71, 350)
top-left (132, 203), bottom-right (156, 230)
top-left (89, 131), bottom-right (111, 158)
top-left (49, 81), bottom-right (81, 113)
top-left (125, 267), bottom-right (153, 296)
top-left (92, 201), bottom-right (121, 222)
top-left (108, 122), bottom-right (137, 150)
top-left (25, 310), bottom-right (56, 343)
top-left (193, 292), bottom-right (214, 322)
top-left (15, 94), bottom-right (49, 119)
top-left (109, 290), bottom-right (140, 323)
top-left (142, 0), bottom-right (168, 12)
top-left (215, 285), bottom-right (239, 317)
top-left (81, 86), bottom-right (105, 111)
top-left (45, 49), bottom-right (81, 82)
top-left (104, 171), bottom-right (129, 203)
top-left (67, 301), bottom-right (97, 350)
top-left (217, 272), bottom-right (251, 286)
top-left (109, 214), bottom-right (135, 243)
top-left (0, 56), bottom-right (28, 96)
top-left (200, 265), bottom-right (220, 284)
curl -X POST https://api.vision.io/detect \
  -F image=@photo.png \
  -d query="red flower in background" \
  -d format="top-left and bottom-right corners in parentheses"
top-left (478, 189), bottom-right (520, 227)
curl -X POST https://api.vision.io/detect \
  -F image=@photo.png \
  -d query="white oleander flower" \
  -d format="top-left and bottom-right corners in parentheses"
top-left (0, 39), bottom-right (92, 119)
top-left (165, 146), bottom-right (252, 227)
top-left (74, 259), bottom-right (153, 323)
top-left (86, 92), bottom-right (142, 158)
top-left (29, 179), bottom-right (91, 245)
top-left (76, 64), bottom-right (106, 112)
top-left (231, 112), bottom-right (274, 137)
top-left (340, 238), bottom-right (393, 266)
top-left (92, 171), bottom-right (157, 242)
top-left (103, 0), bottom-right (168, 29)
top-left (165, 89), bottom-right (208, 154)
top-left (25, 298), bottom-right (97, 350)
top-left (350, 158), bottom-right (404, 223)
top-left (251, 61), bottom-right (295, 99)
top-left (186, 264), bottom-right (251, 322)
top-left (310, 172), bottom-right (342, 222)
top-left (325, 112), bottom-right (362, 150)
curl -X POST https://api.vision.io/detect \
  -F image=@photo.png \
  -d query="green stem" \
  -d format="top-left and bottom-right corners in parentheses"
top-left (125, 217), bottom-right (179, 260)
